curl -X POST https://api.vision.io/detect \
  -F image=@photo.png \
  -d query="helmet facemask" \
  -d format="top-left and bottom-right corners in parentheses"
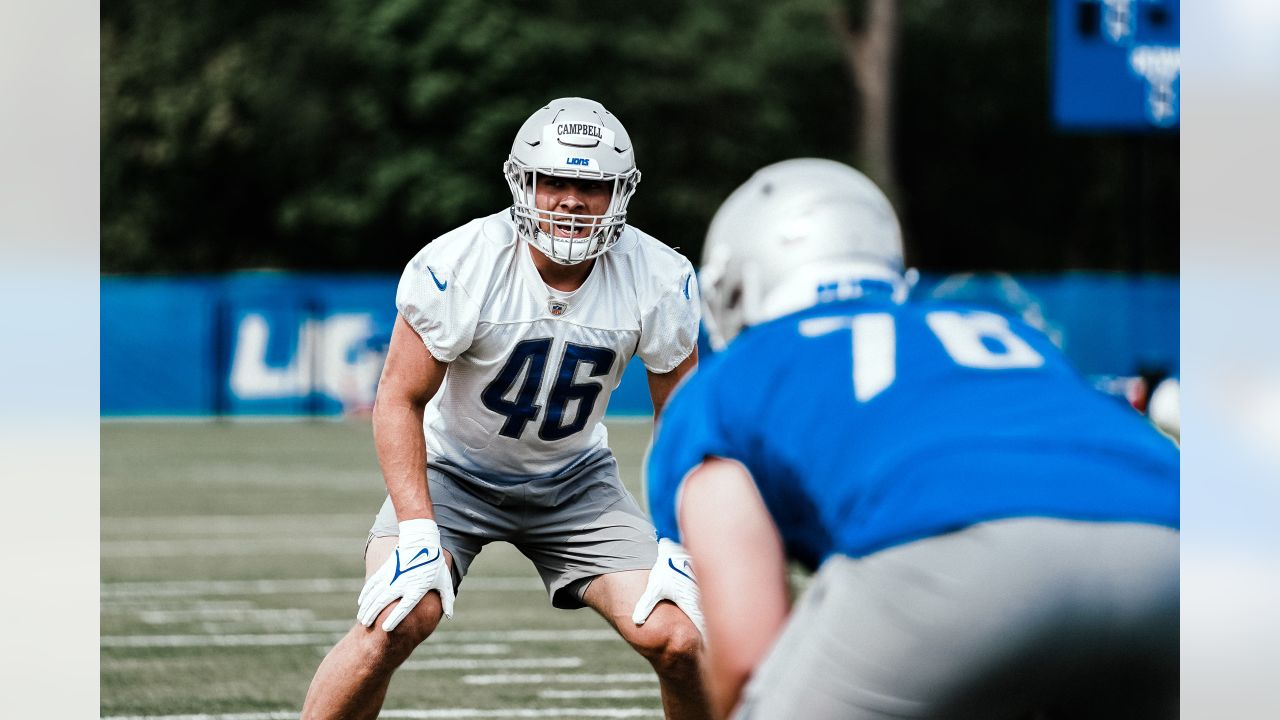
top-left (504, 159), bottom-right (641, 265)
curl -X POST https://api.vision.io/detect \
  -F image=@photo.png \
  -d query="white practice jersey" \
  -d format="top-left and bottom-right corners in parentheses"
top-left (396, 210), bottom-right (700, 480)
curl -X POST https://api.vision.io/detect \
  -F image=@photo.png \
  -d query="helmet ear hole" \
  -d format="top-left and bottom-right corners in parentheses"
top-left (726, 286), bottom-right (743, 311)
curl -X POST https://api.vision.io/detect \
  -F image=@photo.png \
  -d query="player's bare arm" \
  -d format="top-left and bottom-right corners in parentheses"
top-left (647, 348), bottom-right (698, 419)
top-left (356, 313), bottom-right (455, 632)
top-left (678, 457), bottom-right (789, 720)
top-left (373, 313), bottom-right (449, 521)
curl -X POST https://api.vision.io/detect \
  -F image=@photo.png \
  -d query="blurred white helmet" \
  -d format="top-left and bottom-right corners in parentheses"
top-left (1147, 377), bottom-right (1180, 441)
top-left (503, 97), bottom-right (641, 265)
top-left (700, 158), bottom-right (906, 349)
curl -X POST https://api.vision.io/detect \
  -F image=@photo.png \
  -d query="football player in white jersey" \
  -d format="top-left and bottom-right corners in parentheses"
top-left (301, 98), bottom-right (710, 720)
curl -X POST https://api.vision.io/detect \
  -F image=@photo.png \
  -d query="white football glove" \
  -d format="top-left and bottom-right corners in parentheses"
top-left (357, 518), bottom-right (455, 631)
top-left (631, 538), bottom-right (705, 636)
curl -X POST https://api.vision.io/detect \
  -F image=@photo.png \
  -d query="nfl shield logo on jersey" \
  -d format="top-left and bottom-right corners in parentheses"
top-left (548, 299), bottom-right (568, 316)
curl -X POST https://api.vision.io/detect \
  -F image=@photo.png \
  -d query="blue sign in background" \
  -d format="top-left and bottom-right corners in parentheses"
top-left (102, 271), bottom-right (1178, 418)
top-left (1052, 0), bottom-right (1180, 129)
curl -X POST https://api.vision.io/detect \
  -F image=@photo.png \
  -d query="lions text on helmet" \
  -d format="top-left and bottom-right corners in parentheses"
top-left (505, 97), bottom-right (641, 265)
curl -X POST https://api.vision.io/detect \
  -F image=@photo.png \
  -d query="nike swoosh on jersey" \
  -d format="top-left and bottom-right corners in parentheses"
top-left (683, 273), bottom-right (692, 300)
top-left (427, 266), bottom-right (448, 291)
top-left (391, 546), bottom-right (442, 584)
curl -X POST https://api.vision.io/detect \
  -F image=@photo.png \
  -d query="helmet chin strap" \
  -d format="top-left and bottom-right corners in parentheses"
top-left (530, 228), bottom-right (597, 266)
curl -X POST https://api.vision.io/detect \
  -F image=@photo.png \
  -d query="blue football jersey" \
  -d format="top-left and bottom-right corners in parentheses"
top-left (646, 294), bottom-right (1179, 570)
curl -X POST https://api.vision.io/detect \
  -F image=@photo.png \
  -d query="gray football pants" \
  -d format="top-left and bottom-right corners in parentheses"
top-left (734, 518), bottom-right (1178, 720)
top-left (369, 450), bottom-right (658, 609)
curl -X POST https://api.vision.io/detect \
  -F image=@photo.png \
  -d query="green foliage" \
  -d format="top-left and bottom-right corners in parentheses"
top-left (103, 0), bottom-right (847, 272)
top-left (102, 0), bottom-right (1176, 274)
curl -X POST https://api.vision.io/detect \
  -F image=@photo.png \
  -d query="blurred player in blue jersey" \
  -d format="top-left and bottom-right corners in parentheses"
top-left (645, 159), bottom-right (1179, 719)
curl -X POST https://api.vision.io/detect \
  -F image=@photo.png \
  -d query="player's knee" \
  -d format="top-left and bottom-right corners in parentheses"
top-left (652, 624), bottom-right (702, 678)
top-left (355, 604), bottom-right (440, 670)
top-left (631, 615), bottom-right (702, 676)
top-left (356, 630), bottom-right (417, 672)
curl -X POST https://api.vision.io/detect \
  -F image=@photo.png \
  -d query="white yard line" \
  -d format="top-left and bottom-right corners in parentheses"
top-left (197, 620), bottom-right (354, 634)
top-left (539, 689), bottom-right (661, 700)
top-left (104, 643), bottom-right (514, 665)
top-left (138, 607), bottom-right (317, 624)
top-left (436, 629), bottom-right (617, 643)
top-left (402, 643), bottom-right (516, 657)
top-left (104, 611), bottom-right (357, 635)
top-left (102, 632), bottom-right (344, 648)
top-left (102, 710), bottom-right (661, 719)
top-left (100, 634), bottom-right (515, 653)
top-left (101, 513), bottom-right (371, 536)
top-left (102, 538), bottom-right (357, 558)
top-left (101, 629), bottom-right (619, 648)
top-left (462, 673), bottom-right (657, 686)
top-left (102, 599), bottom-right (261, 611)
top-left (102, 578), bottom-right (357, 599)
top-left (101, 576), bottom-right (543, 600)
top-left (402, 657), bottom-right (582, 671)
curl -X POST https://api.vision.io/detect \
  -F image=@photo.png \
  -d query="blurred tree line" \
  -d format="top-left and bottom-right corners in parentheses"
top-left (102, 0), bottom-right (1177, 275)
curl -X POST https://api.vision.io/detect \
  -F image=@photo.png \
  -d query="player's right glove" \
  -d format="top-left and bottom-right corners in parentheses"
top-left (631, 538), bottom-right (706, 637)
top-left (357, 518), bottom-right (455, 631)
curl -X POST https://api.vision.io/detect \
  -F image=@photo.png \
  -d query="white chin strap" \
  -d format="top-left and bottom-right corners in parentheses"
top-left (532, 226), bottom-right (605, 265)
top-left (512, 203), bottom-right (619, 265)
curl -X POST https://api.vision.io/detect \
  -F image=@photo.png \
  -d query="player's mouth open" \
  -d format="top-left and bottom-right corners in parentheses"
top-left (554, 223), bottom-right (590, 238)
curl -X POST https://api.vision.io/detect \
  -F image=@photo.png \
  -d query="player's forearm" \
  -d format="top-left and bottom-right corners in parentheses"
top-left (705, 662), bottom-right (751, 720)
top-left (372, 396), bottom-right (434, 521)
top-left (703, 597), bottom-right (785, 718)
top-left (679, 457), bottom-right (790, 717)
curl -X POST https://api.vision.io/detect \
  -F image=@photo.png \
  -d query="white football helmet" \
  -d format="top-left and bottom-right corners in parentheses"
top-left (700, 158), bottom-right (906, 350)
top-left (504, 97), bottom-right (641, 265)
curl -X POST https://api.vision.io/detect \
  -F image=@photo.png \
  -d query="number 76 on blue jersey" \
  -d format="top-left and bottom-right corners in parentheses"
top-left (799, 310), bottom-right (1047, 402)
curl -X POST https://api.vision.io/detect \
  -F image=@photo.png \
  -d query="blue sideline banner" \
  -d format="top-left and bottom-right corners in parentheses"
top-left (102, 271), bottom-right (1178, 418)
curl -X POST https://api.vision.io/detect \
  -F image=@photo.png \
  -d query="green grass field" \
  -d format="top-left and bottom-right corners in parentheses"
top-left (102, 419), bottom-right (669, 719)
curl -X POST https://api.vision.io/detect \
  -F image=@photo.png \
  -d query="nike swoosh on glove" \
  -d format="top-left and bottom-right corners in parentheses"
top-left (631, 538), bottom-right (706, 636)
top-left (357, 518), bottom-right (455, 631)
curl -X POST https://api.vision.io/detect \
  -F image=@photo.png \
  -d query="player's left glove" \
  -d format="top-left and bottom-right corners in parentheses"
top-left (357, 518), bottom-right (455, 632)
top-left (631, 538), bottom-right (705, 636)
